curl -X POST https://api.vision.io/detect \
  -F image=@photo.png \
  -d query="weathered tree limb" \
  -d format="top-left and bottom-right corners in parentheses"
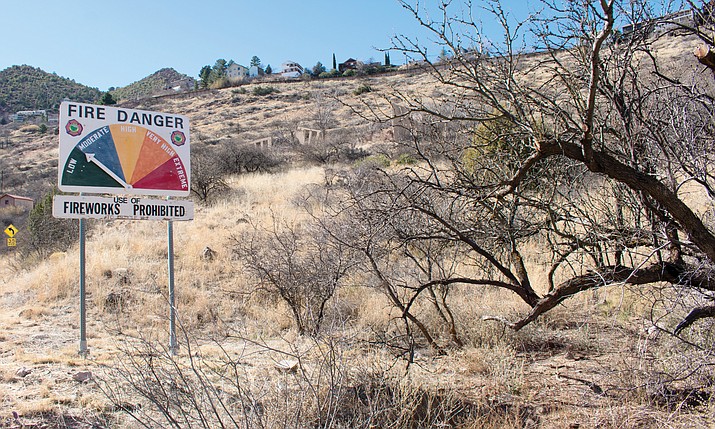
top-left (695, 44), bottom-right (715, 75)
top-left (538, 139), bottom-right (715, 264)
top-left (582, 0), bottom-right (615, 170)
top-left (411, 205), bottom-right (541, 306)
top-left (485, 262), bottom-right (697, 331)
top-left (674, 305), bottom-right (715, 335)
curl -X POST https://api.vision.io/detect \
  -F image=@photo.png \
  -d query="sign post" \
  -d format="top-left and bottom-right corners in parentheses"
top-left (55, 101), bottom-right (192, 356)
top-left (79, 215), bottom-right (87, 357)
top-left (168, 217), bottom-right (178, 355)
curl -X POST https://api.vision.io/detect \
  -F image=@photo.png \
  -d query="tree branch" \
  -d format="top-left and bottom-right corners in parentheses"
top-left (486, 262), bottom-right (692, 331)
top-left (582, 0), bottom-right (615, 170)
top-left (538, 139), bottom-right (715, 263)
top-left (675, 305), bottom-right (715, 335)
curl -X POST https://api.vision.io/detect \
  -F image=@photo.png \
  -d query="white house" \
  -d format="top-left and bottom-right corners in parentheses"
top-left (280, 61), bottom-right (303, 78)
top-left (12, 110), bottom-right (46, 123)
top-left (249, 66), bottom-right (264, 78)
top-left (226, 63), bottom-right (249, 80)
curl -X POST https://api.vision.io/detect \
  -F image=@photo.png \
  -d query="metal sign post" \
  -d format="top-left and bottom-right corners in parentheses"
top-left (79, 215), bottom-right (88, 357)
top-left (168, 215), bottom-right (178, 355)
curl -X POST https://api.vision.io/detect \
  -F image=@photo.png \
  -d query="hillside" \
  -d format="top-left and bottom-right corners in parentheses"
top-left (0, 65), bottom-right (101, 116)
top-left (1, 27), bottom-right (715, 428)
top-left (0, 68), bottom-right (391, 198)
top-left (110, 68), bottom-right (195, 102)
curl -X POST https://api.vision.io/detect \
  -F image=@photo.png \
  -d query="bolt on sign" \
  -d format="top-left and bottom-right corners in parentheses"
top-left (58, 101), bottom-right (190, 197)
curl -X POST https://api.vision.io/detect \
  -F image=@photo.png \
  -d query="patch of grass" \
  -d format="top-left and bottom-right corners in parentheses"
top-left (252, 86), bottom-right (279, 96)
top-left (18, 306), bottom-right (51, 320)
top-left (353, 83), bottom-right (372, 95)
top-left (355, 154), bottom-right (391, 168)
top-left (395, 153), bottom-right (417, 165)
top-left (19, 124), bottom-right (41, 134)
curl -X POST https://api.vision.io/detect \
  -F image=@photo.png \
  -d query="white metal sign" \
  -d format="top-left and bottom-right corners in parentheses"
top-left (58, 101), bottom-right (191, 197)
top-left (53, 195), bottom-right (194, 221)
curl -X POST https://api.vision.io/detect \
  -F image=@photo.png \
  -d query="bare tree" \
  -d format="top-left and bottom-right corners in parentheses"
top-left (27, 188), bottom-right (80, 257)
top-left (216, 142), bottom-right (283, 175)
top-left (190, 148), bottom-right (229, 203)
top-left (303, 166), bottom-right (471, 354)
top-left (312, 92), bottom-right (338, 134)
top-left (232, 215), bottom-right (356, 336)
top-left (335, 0), bottom-right (715, 339)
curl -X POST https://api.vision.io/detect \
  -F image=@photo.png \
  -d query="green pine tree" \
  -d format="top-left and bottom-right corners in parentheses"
top-left (312, 62), bottom-right (326, 76)
top-left (199, 65), bottom-right (212, 88)
top-left (211, 59), bottom-right (228, 81)
top-left (99, 91), bottom-right (116, 105)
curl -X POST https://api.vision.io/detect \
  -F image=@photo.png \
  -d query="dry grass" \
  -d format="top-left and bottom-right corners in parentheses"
top-left (0, 160), bottom-right (710, 427)
top-left (1, 35), bottom-right (714, 427)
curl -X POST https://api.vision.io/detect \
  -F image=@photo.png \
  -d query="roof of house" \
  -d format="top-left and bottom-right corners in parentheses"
top-left (0, 194), bottom-right (33, 201)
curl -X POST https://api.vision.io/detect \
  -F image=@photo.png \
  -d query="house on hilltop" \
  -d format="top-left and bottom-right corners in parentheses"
top-left (227, 63), bottom-right (249, 80)
top-left (249, 66), bottom-right (264, 78)
top-left (280, 61), bottom-right (303, 78)
top-left (166, 78), bottom-right (194, 93)
top-left (338, 58), bottom-right (358, 73)
top-left (12, 110), bottom-right (46, 123)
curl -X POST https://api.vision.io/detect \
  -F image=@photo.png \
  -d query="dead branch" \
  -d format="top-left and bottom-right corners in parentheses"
top-left (674, 305), bottom-right (715, 335)
top-left (695, 44), bottom-right (715, 75)
top-left (486, 262), bottom-right (695, 331)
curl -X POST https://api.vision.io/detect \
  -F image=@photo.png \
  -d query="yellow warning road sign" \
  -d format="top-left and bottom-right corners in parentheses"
top-left (4, 225), bottom-right (17, 238)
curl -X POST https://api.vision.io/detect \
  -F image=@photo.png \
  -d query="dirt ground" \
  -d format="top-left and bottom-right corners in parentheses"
top-left (0, 278), bottom-right (713, 428)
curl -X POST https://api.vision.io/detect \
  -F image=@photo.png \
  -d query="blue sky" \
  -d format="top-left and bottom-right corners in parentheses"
top-left (0, 0), bottom-right (648, 91)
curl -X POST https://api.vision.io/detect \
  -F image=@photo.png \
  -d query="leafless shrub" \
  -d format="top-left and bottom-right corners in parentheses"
top-left (216, 142), bottom-right (283, 175)
top-left (190, 148), bottom-right (229, 204)
top-left (231, 214), bottom-right (356, 336)
top-left (301, 165), bottom-right (470, 355)
top-left (99, 334), bottom-right (267, 429)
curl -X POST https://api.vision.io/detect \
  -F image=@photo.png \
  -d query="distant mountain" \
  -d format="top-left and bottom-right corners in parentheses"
top-left (111, 68), bottom-right (196, 101)
top-left (0, 65), bottom-right (101, 115)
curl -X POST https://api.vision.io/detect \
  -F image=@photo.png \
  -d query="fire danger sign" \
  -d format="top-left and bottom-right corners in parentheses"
top-left (58, 101), bottom-right (191, 197)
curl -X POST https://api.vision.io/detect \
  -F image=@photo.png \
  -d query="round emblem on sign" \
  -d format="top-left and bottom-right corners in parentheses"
top-left (171, 131), bottom-right (186, 146)
top-left (65, 119), bottom-right (83, 137)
